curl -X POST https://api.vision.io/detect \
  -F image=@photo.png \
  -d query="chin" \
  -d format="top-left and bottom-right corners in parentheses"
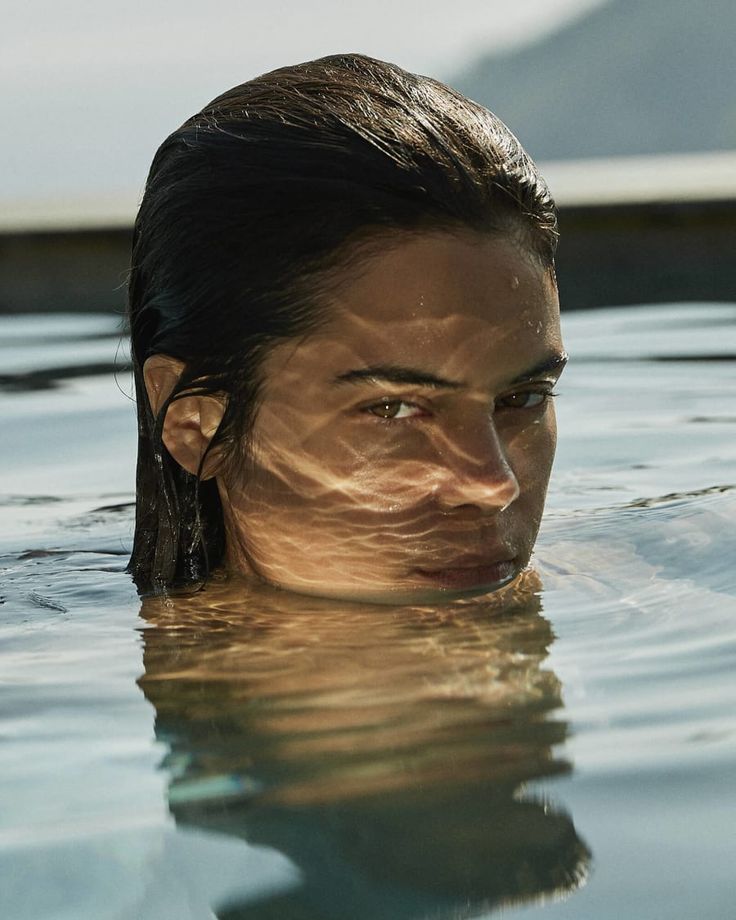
top-left (265, 567), bottom-right (527, 608)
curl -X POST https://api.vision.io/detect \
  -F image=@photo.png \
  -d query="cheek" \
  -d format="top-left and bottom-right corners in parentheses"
top-left (505, 408), bottom-right (557, 496)
top-left (239, 419), bottom-right (455, 516)
top-left (231, 404), bottom-right (558, 524)
top-left (220, 451), bottom-right (443, 593)
top-left (229, 451), bottom-right (445, 526)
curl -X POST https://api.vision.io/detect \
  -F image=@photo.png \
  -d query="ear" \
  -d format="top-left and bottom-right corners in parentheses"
top-left (143, 354), bottom-right (226, 479)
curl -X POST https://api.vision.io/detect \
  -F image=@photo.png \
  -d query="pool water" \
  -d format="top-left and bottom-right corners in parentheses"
top-left (1, 304), bottom-right (735, 919)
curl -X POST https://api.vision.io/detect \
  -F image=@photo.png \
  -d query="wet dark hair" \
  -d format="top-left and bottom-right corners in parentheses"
top-left (127, 52), bottom-right (558, 593)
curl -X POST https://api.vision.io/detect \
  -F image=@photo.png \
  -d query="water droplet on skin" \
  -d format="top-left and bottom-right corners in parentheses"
top-left (412, 294), bottom-right (425, 318)
top-left (510, 276), bottom-right (520, 290)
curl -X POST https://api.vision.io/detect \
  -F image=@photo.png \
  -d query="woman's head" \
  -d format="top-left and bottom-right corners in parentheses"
top-left (128, 52), bottom-right (563, 601)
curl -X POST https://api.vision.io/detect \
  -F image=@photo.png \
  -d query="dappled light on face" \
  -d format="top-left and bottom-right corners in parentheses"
top-left (219, 234), bottom-right (562, 603)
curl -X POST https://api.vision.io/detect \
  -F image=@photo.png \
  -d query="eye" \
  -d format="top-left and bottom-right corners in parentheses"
top-left (496, 389), bottom-right (553, 410)
top-left (364, 399), bottom-right (426, 420)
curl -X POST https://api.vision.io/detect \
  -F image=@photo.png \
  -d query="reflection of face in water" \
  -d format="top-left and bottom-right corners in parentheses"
top-left (218, 232), bottom-right (564, 603)
top-left (139, 578), bottom-right (589, 919)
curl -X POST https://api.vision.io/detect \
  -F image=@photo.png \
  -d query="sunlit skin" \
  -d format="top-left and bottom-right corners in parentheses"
top-left (213, 231), bottom-right (565, 603)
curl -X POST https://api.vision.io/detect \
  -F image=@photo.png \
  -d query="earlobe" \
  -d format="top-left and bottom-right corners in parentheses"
top-left (142, 355), bottom-right (226, 479)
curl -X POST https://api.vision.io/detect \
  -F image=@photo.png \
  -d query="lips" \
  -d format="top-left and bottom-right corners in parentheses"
top-left (412, 556), bottom-right (518, 592)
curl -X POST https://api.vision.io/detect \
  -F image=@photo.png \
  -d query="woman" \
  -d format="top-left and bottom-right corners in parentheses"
top-left (128, 53), bottom-right (565, 603)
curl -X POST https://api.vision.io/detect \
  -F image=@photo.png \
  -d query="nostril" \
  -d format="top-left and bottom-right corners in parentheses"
top-left (436, 460), bottom-right (520, 513)
top-left (431, 421), bottom-right (521, 513)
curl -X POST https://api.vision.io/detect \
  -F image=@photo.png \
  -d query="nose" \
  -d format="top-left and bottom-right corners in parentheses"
top-left (433, 422), bottom-right (520, 514)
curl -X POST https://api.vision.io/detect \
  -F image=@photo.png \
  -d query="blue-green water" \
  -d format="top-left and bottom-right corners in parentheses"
top-left (1, 304), bottom-right (735, 919)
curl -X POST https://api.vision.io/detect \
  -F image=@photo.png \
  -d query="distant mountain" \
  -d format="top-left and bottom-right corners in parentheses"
top-left (450, 0), bottom-right (736, 161)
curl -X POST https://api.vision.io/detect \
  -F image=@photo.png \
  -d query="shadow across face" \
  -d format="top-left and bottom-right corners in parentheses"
top-left (138, 573), bottom-right (589, 919)
top-left (214, 233), bottom-right (563, 604)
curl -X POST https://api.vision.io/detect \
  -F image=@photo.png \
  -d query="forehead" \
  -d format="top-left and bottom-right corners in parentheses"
top-left (318, 232), bottom-right (560, 369)
top-left (262, 231), bottom-right (561, 389)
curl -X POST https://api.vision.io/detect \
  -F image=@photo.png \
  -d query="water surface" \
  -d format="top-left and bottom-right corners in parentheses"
top-left (1, 304), bottom-right (735, 919)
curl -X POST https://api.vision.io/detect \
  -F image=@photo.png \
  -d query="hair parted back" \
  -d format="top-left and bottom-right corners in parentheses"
top-left (127, 52), bottom-right (558, 593)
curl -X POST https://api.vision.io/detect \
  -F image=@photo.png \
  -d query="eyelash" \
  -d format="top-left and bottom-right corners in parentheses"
top-left (362, 399), bottom-right (430, 422)
top-left (496, 388), bottom-right (558, 411)
top-left (361, 387), bottom-right (557, 423)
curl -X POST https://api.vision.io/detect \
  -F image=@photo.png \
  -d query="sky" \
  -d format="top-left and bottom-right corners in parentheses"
top-left (3, 0), bottom-right (606, 205)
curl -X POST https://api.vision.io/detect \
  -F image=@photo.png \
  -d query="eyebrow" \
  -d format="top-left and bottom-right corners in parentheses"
top-left (508, 351), bottom-right (568, 384)
top-left (333, 365), bottom-right (466, 389)
top-left (333, 352), bottom-right (567, 390)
